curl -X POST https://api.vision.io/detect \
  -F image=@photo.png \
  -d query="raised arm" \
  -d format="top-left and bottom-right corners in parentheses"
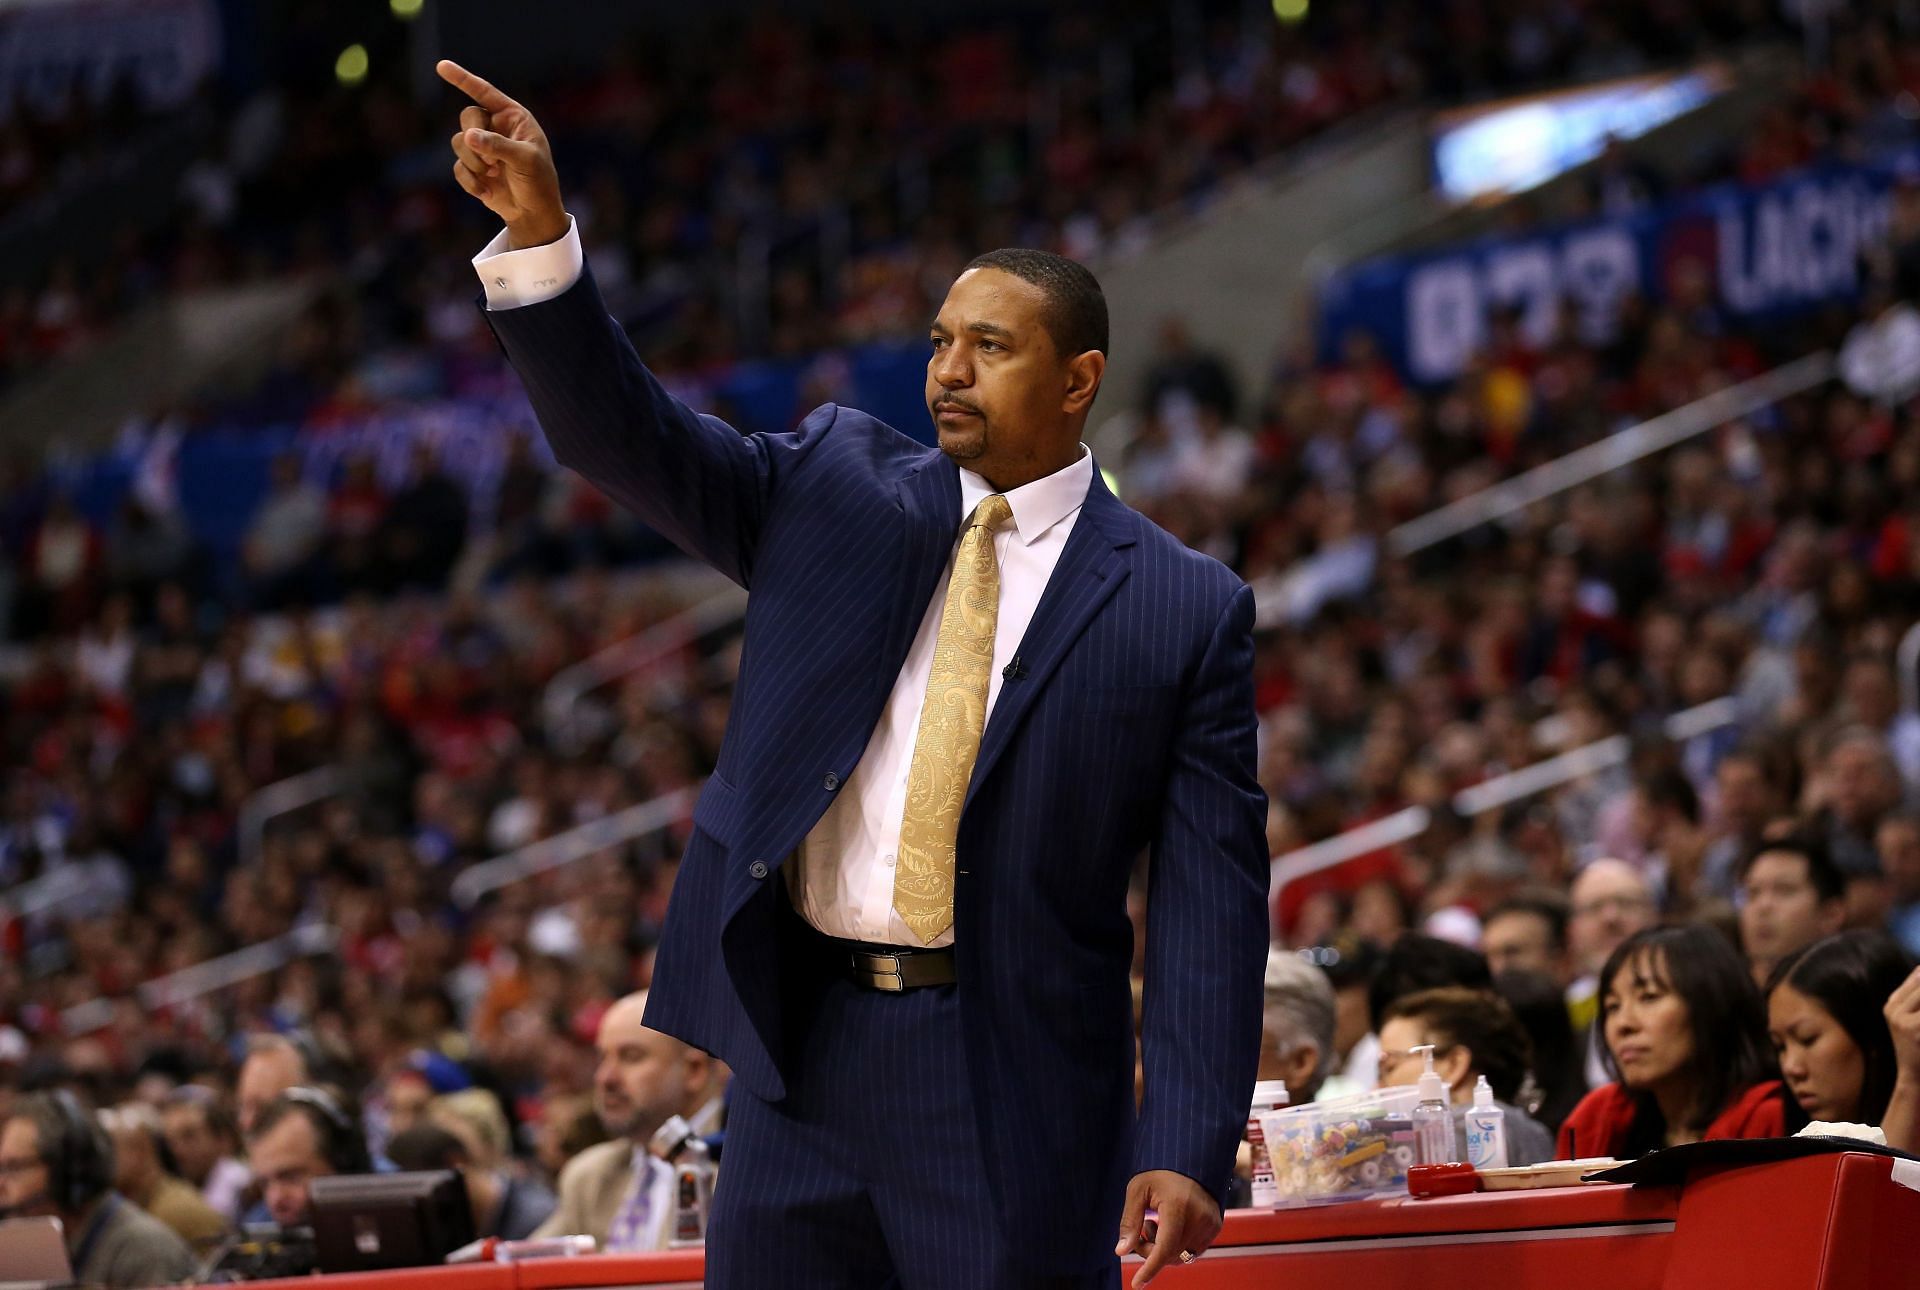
top-left (439, 60), bottom-right (818, 586)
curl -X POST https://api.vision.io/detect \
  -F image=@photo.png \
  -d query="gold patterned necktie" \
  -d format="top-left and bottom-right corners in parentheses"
top-left (893, 493), bottom-right (1013, 944)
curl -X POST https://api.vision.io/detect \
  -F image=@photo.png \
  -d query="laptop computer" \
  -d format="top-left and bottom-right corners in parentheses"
top-left (0, 1215), bottom-right (71, 1289)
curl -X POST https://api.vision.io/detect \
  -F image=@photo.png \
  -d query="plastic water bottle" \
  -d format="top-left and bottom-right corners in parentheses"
top-left (1464, 1074), bottom-right (1509, 1170)
top-left (1410, 1044), bottom-right (1456, 1168)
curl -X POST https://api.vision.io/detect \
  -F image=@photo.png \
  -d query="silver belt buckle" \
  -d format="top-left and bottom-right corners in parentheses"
top-left (853, 951), bottom-right (904, 992)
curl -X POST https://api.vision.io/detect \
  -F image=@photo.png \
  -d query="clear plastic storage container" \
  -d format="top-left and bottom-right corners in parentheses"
top-left (1255, 1084), bottom-right (1425, 1206)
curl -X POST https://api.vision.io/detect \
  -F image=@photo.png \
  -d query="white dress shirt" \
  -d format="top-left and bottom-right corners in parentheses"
top-left (473, 220), bottom-right (1096, 948)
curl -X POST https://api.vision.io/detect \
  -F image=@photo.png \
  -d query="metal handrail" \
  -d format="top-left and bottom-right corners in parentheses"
top-left (1267, 806), bottom-right (1431, 906)
top-left (1269, 696), bottom-right (1743, 910)
top-left (541, 580), bottom-right (749, 755)
top-left (237, 765), bottom-right (349, 869)
top-left (62, 922), bottom-right (339, 1035)
top-left (1248, 353), bottom-right (1834, 629)
top-left (1, 862), bottom-right (108, 922)
top-left (1387, 351), bottom-right (1834, 558)
top-left (450, 785), bottom-right (697, 909)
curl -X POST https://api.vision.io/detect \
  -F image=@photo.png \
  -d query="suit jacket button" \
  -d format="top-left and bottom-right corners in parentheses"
top-left (749, 861), bottom-right (770, 880)
top-left (823, 772), bottom-right (841, 791)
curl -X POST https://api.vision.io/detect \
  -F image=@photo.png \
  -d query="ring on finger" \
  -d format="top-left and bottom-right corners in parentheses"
top-left (1178, 1251), bottom-right (1195, 1264)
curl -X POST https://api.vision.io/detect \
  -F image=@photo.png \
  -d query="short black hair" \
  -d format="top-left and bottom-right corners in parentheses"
top-left (1598, 925), bottom-right (1776, 1148)
top-left (1485, 895), bottom-right (1569, 952)
top-left (1367, 933), bottom-right (1493, 1032)
top-left (1767, 930), bottom-right (1918, 1125)
top-left (1641, 767), bottom-right (1700, 825)
top-left (961, 248), bottom-right (1109, 358)
top-left (386, 1123), bottom-right (470, 1174)
top-left (1738, 833), bottom-right (1846, 903)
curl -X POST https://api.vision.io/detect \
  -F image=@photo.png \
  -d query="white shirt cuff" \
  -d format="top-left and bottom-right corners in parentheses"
top-left (472, 215), bottom-right (583, 310)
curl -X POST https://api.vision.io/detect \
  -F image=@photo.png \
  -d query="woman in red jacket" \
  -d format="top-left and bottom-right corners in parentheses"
top-left (1557, 924), bottom-right (1787, 1159)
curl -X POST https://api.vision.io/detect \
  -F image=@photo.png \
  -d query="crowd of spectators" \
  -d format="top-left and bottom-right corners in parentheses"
top-left (3, 0), bottom-right (1809, 405)
top-left (12, 0), bottom-right (1920, 1282)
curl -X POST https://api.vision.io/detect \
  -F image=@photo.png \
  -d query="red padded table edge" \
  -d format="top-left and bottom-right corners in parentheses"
top-left (238, 1265), bottom-right (516, 1290)
top-left (513, 1249), bottom-right (708, 1287)
top-left (1215, 1179), bottom-right (1677, 1245)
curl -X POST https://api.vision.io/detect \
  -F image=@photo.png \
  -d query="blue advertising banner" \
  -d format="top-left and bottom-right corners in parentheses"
top-left (1318, 157), bottom-right (1910, 385)
top-left (46, 340), bottom-right (935, 563)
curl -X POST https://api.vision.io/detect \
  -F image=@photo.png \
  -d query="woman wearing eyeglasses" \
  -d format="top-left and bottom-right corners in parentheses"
top-left (1375, 987), bottom-right (1557, 1165)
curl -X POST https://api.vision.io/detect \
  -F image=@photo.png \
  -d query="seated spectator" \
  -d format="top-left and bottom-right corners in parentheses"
top-left (381, 1068), bottom-right (436, 1140)
top-left (242, 455), bottom-right (328, 609)
top-left (1739, 835), bottom-right (1847, 988)
top-left (534, 991), bottom-right (721, 1250)
top-left (1567, 859), bottom-right (1661, 1086)
top-left (1557, 926), bottom-right (1786, 1159)
top-left (1493, 970), bottom-right (1586, 1134)
top-left (98, 1102), bottom-right (227, 1253)
top-left (1568, 860), bottom-right (1660, 1003)
top-left (429, 1088), bottom-right (517, 1178)
top-left (1809, 726), bottom-right (1902, 880)
top-left (1877, 811), bottom-right (1920, 957)
top-left (1318, 938), bottom-right (1382, 1093)
top-left (388, 1122), bottom-right (556, 1240)
top-left (1698, 747), bottom-right (1787, 903)
top-left (1257, 948), bottom-right (1338, 1102)
top-left (379, 444), bottom-right (470, 593)
top-left (1367, 934), bottom-right (1493, 1039)
top-left (534, 1093), bottom-right (609, 1187)
top-left (1766, 931), bottom-right (1917, 1139)
top-left (1376, 987), bottom-right (1557, 1165)
top-left (0, 1092), bottom-right (196, 1288)
top-left (236, 1035), bottom-right (316, 1138)
top-left (1481, 894), bottom-right (1574, 988)
top-left (245, 1087), bottom-right (372, 1230)
top-left (160, 1087), bottom-right (252, 1222)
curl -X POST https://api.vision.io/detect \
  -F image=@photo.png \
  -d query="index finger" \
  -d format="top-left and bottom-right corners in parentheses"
top-left (1132, 1201), bottom-right (1190, 1288)
top-left (436, 59), bottom-right (516, 112)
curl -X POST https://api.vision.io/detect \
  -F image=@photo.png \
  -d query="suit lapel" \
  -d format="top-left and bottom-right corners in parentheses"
top-left (885, 451), bottom-right (961, 675)
top-left (964, 472), bottom-right (1134, 812)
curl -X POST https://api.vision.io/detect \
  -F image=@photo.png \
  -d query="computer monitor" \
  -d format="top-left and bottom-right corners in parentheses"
top-left (0, 1216), bottom-right (71, 1290)
top-left (309, 1169), bottom-right (474, 1273)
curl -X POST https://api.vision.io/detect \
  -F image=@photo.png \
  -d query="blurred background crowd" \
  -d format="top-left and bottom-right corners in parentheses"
top-left (10, 0), bottom-right (1920, 1281)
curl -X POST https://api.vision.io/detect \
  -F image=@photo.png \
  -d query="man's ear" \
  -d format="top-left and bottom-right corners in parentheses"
top-left (1284, 1041), bottom-right (1322, 1095)
top-left (1063, 349), bottom-right (1106, 417)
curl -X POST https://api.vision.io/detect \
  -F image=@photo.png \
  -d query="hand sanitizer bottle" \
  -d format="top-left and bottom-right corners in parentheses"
top-left (1410, 1044), bottom-right (1456, 1168)
top-left (1464, 1074), bottom-right (1509, 1170)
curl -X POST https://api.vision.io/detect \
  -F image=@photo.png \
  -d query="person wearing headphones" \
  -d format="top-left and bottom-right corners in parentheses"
top-left (244, 1087), bottom-right (372, 1230)
top-left (0, 1091), bottom-right (197, 1287)
top-left (99, 1102), bottom-right (228, 1254)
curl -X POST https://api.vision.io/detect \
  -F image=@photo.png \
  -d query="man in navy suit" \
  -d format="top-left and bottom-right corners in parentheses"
top-left (438, 59), bottom-right (1267, 1289)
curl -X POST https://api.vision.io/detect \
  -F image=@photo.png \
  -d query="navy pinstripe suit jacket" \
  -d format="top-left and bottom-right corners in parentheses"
top-left (485, 267), bottom-right (1267, 1271)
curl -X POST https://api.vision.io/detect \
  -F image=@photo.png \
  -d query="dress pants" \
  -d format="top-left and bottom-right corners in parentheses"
top-left (704, 901), bottom-right (1119, 1290)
